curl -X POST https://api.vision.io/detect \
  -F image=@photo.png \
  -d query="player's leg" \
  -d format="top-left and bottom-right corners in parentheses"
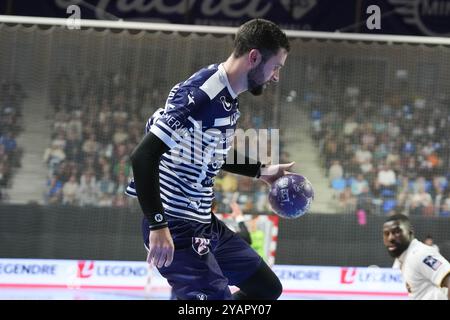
top-left (157, 246), bottom-right (233, 300)
top-left (142, 217), bottom-right (233, 300)
top-left (212, 216), bottom-right (282, 300)
top-left (231, 259), bottom-right (282, 300)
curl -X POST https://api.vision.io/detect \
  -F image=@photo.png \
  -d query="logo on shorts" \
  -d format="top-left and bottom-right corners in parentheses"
top-left (192, 237), bottom-right (211, 256)
top-left (422, 255), bottom-right (442, 270)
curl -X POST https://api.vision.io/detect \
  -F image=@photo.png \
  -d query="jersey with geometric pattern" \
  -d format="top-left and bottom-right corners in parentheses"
top-left (126, 63), bottom-right (240, 224)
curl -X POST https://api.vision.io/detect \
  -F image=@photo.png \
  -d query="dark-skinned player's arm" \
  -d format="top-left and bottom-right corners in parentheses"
top-left (441, 273), bottom-right (450, 299)
top-left (130, 132), bottom-right (173, 268)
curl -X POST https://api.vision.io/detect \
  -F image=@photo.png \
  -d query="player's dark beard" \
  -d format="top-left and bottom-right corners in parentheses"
top-left (387, 241), bottom-right (410, 258)
top-left (247, 63), bottom-right (265, 96)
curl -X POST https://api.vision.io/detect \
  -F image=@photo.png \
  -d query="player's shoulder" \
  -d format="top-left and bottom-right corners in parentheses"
top-left (170, 65), bottom-right (218, 102)
top-left (410, 240), bottom-right (441, 262)
top-left (183, 64), bottom-right (219, 90)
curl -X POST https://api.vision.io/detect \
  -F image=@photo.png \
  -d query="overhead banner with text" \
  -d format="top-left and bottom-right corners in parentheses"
top-left (2, 0), bottom-right (450, 36)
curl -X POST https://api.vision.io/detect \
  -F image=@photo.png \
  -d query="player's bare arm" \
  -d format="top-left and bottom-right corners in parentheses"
top-left (441, 273), bottom-right (450, 300)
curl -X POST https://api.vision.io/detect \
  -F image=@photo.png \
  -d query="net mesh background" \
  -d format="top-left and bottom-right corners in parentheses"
top-left (0, 23), bottom-right (449, 266)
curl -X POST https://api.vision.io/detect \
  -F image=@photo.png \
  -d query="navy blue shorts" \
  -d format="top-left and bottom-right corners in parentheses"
top-left (142, 214), bottom-right (262, 300)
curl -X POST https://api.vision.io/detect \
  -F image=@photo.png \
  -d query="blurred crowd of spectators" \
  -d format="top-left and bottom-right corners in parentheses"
top-left (0, 79), bottom-right (25, 201)
top-left (43, 68), bottom-right (156, 207)
top-left (43, 69), bottom-right (285, 213)
top-left (309, 85), bottom-right (450, 217)
top-left (11, 65), bottom-right (450, 219)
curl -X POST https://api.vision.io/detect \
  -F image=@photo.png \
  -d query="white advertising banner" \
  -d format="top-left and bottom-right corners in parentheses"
top-left (273, 265), bottom-right (408, 298)
top-left (0, 259), bottom-right (408, 298)
top-left (0, 258), bottom-right (166, 290)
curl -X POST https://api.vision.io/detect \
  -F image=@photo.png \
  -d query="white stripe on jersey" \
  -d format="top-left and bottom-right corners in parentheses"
top-left (154, 120), bottom-right (183, 143)
top-left (160, 189), bottom-right (212, 208)
top-left (161, 154), bottom-right (218, 177)
top-left (199, 70), bottom-right (226, 100)
top-left (149, 125), bottom-right (178, 149)
top-left (214, 116), bottom-right (231, 127)
top-left (160, 193), bottom-right (211, 213)
top-left (161, 205), bottom-right (211, 219)
top-left (145, 108), bottom-right (164, 133)
top-left (159, 166), bottom-right (213, 196)
top-left (161, 157), bottom-right (204, 176)
top-left (125, 186), bottom-right (137, 197)
top-left (187, 116), bottom-right (201, 129)
top-left (164, 210), bottom-right (210, 224)
top-left (125, 179), bottom-right (213, 208)
top-left (213, 148), bottom-right (229, 155)
top-left (159, 180), bottom-right (206, 203)
top-left (219, 64), bottom-right (237, 99)
top-left (177, 139), bottom-right (209, 160)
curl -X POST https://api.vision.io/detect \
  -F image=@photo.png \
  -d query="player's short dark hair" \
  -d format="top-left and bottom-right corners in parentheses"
top-left (233, 19), bottom-right (290, 61)
top-left (385, 213), bottom-right (410, 225)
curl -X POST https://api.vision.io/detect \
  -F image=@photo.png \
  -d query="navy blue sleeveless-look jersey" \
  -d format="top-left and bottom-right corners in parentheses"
top-left (126, 64), bottom-right (240, 224)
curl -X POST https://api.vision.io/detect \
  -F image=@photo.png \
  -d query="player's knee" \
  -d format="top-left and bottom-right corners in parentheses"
top-left (263, 275), bottom-right (282, 300)
top-left (251, 274), bottom-right (282, 300)
top-left (237, 262), bottom-right (283, 300)
top-left (271, 276), bottom-right (283, 299)
top-left (259, 262), bottom-right (283, 299)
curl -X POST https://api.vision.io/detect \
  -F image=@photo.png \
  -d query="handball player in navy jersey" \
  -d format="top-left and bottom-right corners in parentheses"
top-left (126, 19), bottom-right (294, 300)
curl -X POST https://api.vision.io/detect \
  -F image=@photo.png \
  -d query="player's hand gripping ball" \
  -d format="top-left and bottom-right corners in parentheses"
top-left (268, 174), bottom-right (314, 219)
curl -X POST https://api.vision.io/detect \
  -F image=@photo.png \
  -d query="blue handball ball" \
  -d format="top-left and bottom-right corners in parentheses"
top-left (268, 174), bottom-right (314, 219)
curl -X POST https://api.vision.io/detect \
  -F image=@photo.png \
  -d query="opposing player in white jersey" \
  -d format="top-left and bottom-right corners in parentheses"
top-left (127, 19), bottom-right (294, 300)
top-left (383, 214), bottom-right (450, 299)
